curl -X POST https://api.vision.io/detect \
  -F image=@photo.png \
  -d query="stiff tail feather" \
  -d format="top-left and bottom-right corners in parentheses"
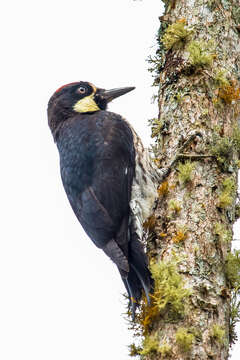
top-left (122, 236), bottom-right (153, 320)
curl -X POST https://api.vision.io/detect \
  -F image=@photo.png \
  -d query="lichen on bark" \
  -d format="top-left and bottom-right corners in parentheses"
top-left (129, 1), bottom-right (240, 359)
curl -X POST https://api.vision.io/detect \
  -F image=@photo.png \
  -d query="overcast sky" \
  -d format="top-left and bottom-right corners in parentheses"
top-left (1, 0), bottom-right (239, 359)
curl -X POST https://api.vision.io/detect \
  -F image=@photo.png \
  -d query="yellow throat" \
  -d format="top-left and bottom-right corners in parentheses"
top-left (73, 93), bottom-right (100, 113)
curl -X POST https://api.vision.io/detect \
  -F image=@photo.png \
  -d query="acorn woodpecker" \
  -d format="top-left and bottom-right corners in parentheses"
top-left (48, 81), bottom-right (159, 317)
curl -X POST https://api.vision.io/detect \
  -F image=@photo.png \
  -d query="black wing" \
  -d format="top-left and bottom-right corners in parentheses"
top-left (57, 111), bottom-right (135, 271)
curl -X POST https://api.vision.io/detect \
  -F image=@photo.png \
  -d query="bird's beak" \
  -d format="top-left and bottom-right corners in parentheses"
top-left (99, 86), bottom-right (135, 103)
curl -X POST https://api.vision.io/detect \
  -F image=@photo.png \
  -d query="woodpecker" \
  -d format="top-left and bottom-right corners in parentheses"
top-left (48, 81), bottom-right (159, 317)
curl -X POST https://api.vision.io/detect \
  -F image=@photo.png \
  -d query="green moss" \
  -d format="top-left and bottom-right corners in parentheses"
top-left (140, 334), bottom-right (159, 356)
top-left (177, 161), bottom-right (195, 184)
top-left (150, 257), bottom-right (191, 319)
top-left (158, 342), bottom-right (172, 357)
top-left (210, 134), bottom-right (234, 170)
top-left (214, 223), bottom-right (232, 243)
top-left (128, 258), bottom-right (192, 356)
top-left (168, 199), bottom-right (182, 213)
top-left (230, 289), bottom-right (240, 345)
top-left (137, 336), bottom-right (172, 357)
top-left (210, 324), bottom-right (225, 344)
top-left (128, 343), bottom-right (142, 357)
top-left (162, 19), bottom-right (193, 50)
top-left (175, 327), bottom-right (195, 352)
top-left (175, 91), bottom-right (184, 103)
top-left (187, 40), bottom-right (215, 68)
top-left (232, 125), bottom-right (240, 155)
top-left (201, 108), bottom-right (209, 116)
top-left (150, 118), bottom-right (164, 138)
top-left (213, 69), bottom-right (230, 87)
top-left (225, 250), bottom-right (240, 288)
top-left (218, 177), bottom-right (236, 209)
top-left (210, 127), bottom-right (240, 170)
top-left (218, 192), bottom-right (233, 208)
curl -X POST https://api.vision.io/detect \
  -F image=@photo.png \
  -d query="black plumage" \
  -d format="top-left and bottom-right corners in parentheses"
top-left (48, 81), bottom-right (153, 318)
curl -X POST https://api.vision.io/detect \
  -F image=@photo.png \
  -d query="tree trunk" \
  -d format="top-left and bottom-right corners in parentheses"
top-left (130, 1), bottom-right (240, 359)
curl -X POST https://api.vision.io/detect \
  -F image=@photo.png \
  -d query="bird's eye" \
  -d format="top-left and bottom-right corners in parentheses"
top-left (77, 87), bottom-right (86, 94)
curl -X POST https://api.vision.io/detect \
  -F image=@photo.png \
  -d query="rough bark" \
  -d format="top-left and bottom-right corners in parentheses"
top-left (130, 1), bottom-right (240, 360)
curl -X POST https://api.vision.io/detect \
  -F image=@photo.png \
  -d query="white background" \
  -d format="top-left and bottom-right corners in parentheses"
top-left (0, 0), bottom-right (239, 359)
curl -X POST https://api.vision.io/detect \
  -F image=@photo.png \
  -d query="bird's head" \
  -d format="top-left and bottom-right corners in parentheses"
top-left (47, 81), bottom-right (135, 139)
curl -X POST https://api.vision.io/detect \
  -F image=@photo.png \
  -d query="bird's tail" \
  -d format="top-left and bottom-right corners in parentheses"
top-left (122, 236), bottom-right (153, 320)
